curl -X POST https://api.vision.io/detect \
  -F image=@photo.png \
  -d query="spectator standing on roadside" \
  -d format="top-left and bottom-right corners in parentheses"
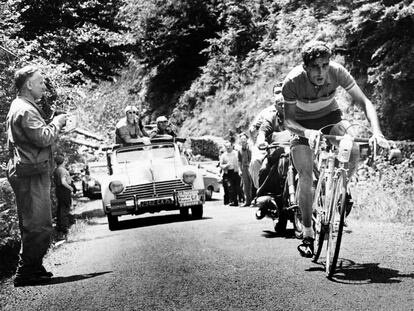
top-left (238, 133), bottom-right (253, 207)
top-left (219, 141), bottom-right (240, 206)
top-left (217, 147), bottom-right (230, 204)
top-left (115, 106), bottom-right (148, 144)
top-left (53, 154), bottom-right (75, 237)
top-left (149, 116), bottom-right (177, 138)
top-left (6, 65), bottom-right (68, 287)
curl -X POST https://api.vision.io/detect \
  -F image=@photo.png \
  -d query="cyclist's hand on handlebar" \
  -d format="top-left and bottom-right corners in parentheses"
top-left (304, 129), bottom-right (321, 149)
top-left (369, 133), bottom-right (390, 149)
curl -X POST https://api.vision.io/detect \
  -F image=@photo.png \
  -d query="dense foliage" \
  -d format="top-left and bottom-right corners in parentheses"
top-left (4, 0), bottom-right (129, 81)
top-left (343, 1), bottom-right (414, 140)
top-left (2, 0), bottom-right (413, 139)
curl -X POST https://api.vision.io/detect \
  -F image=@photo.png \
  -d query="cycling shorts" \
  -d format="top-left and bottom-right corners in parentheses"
top-left (291, 109), bottom-right (342, 146)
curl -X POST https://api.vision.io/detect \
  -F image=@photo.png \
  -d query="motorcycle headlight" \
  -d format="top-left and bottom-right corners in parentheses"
top-left (182, 171), bottom-right (197, 184)
top-left (109, 180), bottom-right (124, 194)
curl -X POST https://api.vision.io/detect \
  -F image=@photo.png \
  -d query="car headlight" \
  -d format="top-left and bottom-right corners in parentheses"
top-left (88, 180), bottom-right (96, 187)
top-left (182, 170), bottom-right (197, 184)
top-left (109, 180), bottom-right (124, 194)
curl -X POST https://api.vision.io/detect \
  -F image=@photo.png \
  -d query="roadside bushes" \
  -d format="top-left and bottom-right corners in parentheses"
top-left (190, 136), bottom-right (226, 160)
top-left (352, 154), bottom-right (414, 223)
top-left (0, 179), bottom-right (19, 277)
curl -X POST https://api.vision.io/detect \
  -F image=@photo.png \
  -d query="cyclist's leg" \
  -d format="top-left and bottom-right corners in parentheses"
top-left (291, 144), bottom-right (314, 233)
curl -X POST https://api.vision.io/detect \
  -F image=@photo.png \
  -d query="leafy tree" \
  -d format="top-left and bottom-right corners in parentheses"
top-left (343, 1), bottom-right (414, 140)
top-left (5, 0), bottom-right (129, 81)
top-left (118, 0), bottom-right (223, 114)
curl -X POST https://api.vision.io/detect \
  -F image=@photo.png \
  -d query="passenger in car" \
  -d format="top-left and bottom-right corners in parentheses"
top-left (149, 115), bottom-right (177, 138)
top-left (115, 106), bottom-right (149, 144)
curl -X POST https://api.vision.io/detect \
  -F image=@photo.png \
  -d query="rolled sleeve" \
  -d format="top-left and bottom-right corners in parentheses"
top-left (282, 80), bottom-right (297, 105)
top-left (334, 63), bottom-right (355, 91)
top-left (258, 113), bottom-right (276, 141)
top-left (21, 110), bottom-right (60, 148)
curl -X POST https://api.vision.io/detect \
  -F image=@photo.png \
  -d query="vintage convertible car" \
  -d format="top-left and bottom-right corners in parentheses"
top-left (201, 170), bottom-right (221, 200)
top-left (188, 161), bottom-right (221, 201)
top-left (82, 161), bottom-right (107, 199)
top-left (101, 137), bottom-right (205, 230)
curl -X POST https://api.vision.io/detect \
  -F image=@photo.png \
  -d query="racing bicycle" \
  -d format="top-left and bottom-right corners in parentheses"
top-left (311, 125), bottom-right (375, 278)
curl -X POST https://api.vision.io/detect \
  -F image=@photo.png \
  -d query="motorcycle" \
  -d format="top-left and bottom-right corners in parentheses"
top-left (253, 142), bottom-right (303, 238)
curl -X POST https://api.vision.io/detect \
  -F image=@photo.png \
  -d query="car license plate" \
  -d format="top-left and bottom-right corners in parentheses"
top-left (176, 190), bottom-right (201, 206)
top-left (139, 198), bottom-right (174, 207)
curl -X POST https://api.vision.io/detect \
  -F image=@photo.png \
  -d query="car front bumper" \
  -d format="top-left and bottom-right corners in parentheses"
top-left (105, 189), bottom-right (205, 216)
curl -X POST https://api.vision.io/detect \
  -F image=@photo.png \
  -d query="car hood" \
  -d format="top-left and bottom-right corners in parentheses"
top-left (110, 159), bottom-right (198, 185)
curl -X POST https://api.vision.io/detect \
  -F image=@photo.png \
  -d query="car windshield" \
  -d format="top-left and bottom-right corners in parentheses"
top-left (116, 145), bottom-right (175, 164)
top-left (89, 164), bottom-right (107, 176)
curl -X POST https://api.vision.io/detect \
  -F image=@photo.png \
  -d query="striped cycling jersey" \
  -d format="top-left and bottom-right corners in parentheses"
top-left (282, 61), bottom-right (355, 120)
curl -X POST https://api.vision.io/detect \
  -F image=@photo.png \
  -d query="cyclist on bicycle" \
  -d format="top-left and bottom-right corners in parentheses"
top-left (282, 40), bottom-right (389, 257)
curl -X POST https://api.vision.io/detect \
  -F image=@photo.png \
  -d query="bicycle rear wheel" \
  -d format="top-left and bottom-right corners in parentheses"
top-left (312, 169), bottom-right (327, 262)
top-left (326, 172), bottom-right (347, 278)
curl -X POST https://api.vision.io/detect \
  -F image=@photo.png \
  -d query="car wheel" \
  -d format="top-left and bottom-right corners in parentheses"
top-left (205, 186), bottom-right (213, 201)
top-left (180, 207), bottom-right (189, 219)
top-left (107, 214), bottom-right (119, 231)
top-left (191, 205), bottom-right (203, 219)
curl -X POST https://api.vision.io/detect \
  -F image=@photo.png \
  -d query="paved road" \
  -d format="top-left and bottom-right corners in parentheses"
top-left (1, 197), bottom-right (414, 311)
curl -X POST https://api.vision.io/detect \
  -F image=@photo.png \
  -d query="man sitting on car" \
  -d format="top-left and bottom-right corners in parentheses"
top-left (115, 106), bottom-right (149, 144)
top-left (149, 116), bottom-right (177, 138)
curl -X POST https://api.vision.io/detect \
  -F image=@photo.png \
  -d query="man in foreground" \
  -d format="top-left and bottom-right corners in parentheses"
top-left (6, 65), bottom-right (68, 286)
top-left (282, 40), bottom-right (389, 257)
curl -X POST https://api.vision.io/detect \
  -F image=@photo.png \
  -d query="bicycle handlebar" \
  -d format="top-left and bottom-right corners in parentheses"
top-left (316, 134), bottom-right (377, 159)
top-left (258, 142), bottom-right (290, 151)
top-left (321, 134), bottom-right (369, 143)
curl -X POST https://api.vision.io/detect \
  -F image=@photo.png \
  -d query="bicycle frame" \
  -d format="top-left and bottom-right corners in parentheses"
top-left (312, 132), bottom-right (371, 278)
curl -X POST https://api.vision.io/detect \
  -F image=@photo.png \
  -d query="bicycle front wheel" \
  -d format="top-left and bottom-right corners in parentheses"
top-left (325, 171), bottom-right (347, 278)
top-left (312, 169), bottom-right (327, 262)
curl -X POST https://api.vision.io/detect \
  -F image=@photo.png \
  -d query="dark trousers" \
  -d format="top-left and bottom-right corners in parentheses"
top-left (55, 186), bottom-right (72, 233)
top-left (8, 173), bottom-right (53, 275)
top-left (223, 170), bottom-right (239, 205)
top-left (223, 174), bottom-right (230, 204)
top-left (240, 166), bottom-right (253, 205)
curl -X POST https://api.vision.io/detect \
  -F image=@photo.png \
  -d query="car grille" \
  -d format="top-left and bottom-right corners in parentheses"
top-left (115, 179), bottom-right (192, 200)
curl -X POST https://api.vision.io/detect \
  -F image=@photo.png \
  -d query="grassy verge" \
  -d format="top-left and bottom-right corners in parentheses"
top-left (350, 156), bottom-right (414, 223)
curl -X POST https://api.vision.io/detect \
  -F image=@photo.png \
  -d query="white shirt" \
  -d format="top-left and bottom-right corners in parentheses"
top-left (220, 150), bottom-right (239, 173)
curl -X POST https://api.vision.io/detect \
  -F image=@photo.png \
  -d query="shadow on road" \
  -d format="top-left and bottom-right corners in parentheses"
top-left (113, 215), bottom-right (212, 231)
top-left (307, 259), bottom-right (414, 284)
top-left (29, 271), bottom-right (112, 287)
top-left (261, 229), bottom-right (297, 239)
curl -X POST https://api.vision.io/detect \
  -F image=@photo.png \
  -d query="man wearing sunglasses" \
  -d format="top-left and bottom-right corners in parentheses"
top-left (149, 115), bottom-right (177, 138)
top-left (115, 106), bottom-right (149, 144)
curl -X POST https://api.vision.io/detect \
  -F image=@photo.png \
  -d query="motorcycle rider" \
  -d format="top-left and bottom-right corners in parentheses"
top-left (252, 85), bottom-right (292, 233)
